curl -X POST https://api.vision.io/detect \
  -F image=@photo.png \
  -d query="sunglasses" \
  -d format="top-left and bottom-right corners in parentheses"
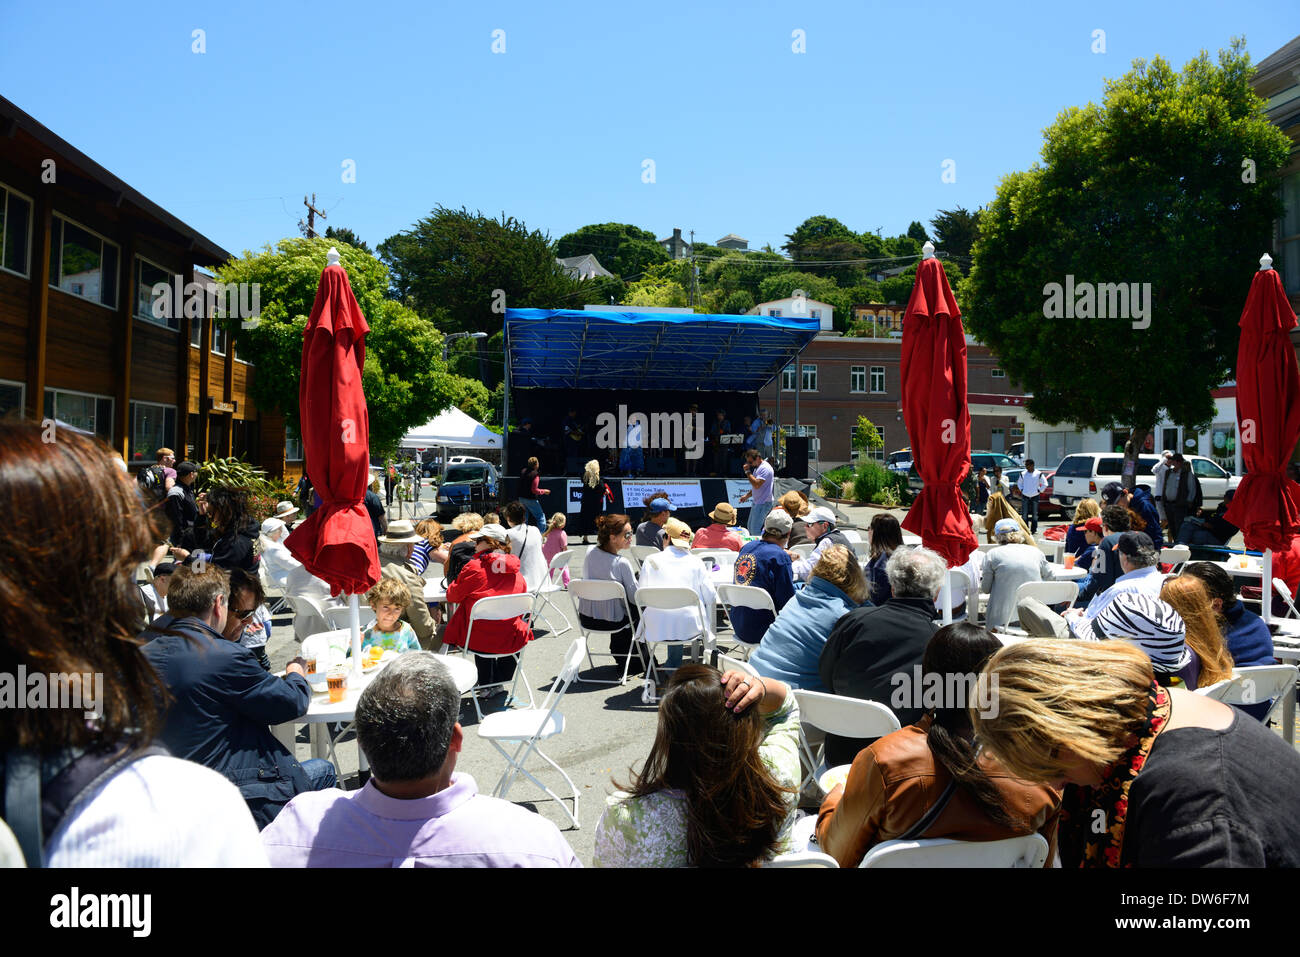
top-left (230, 607), bottom-right (258, 621)
top-left (622, 530), bottom-right (634, 539)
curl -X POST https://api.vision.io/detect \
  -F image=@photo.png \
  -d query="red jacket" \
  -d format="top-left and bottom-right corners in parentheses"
top-left (1272, 536), bottom-right (1300, 603)
top-left (444, 550), bottom-right (533, 654)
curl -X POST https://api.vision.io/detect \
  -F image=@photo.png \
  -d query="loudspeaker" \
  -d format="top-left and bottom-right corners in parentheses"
top-left (783, 438), bottom-right (809, 479)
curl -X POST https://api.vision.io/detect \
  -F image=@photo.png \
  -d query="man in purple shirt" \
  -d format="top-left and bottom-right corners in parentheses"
top-left (261, 653), bottom-right (580, 867)
top-left (739, 448), bottom-right (776, 536)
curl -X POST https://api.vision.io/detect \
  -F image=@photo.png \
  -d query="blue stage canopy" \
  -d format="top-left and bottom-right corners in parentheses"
top-left (504, 308), bottom-right (820, 392)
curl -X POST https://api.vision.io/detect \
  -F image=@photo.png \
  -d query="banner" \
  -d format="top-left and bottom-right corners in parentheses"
top-left (723, 479), bottom-right (753, 507)
top-left (565, 479), bottom-right (584, 514)
top-left (621, 480), bottom-right (703, 510)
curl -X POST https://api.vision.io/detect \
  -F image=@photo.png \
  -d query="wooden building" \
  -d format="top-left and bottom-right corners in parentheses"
top-left (0, 95), bottom-right (293, 476)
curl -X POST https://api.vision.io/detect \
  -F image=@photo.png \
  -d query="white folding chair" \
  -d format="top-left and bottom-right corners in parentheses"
top-left (937, 568), bottom-right (972, 622)
top-left (860, 833), bottom-right (1049, 868)
top-left (630, 545), bottom-right (662, 567)
top-left (793, 689), bottom-right (900, 795)
top-left (790, 543), bottom-right (815, 560)
top-left (762, 850), bottom-right (839, 868)
top-left (1009, 580), bottom-right (1079, 632)
top-left (324, 606), bottom-right (377, 631)
top-left (850, 541), bottom-right (872, 560)
top-left (714, 654), bottom-right (761, 679)
top-left (530, 550), bottom-right (575, 637)
top-left (716, 583), bottom-right (778, 657)
top-left (841, 529), bottom-right (863, 543)
top-left (1196, 663), bottom-right (1298, 743)
top-left (568, 579), bottom-right (643, 684)
top-left (633, 586), bottom-right (711, 702)
top-left (458, 593), bottom-right (537, 721)
top-left (256, 561), bottom-right (289, 615)
top-left (477, 638), bottom-right (586, 830)
top-left (136, 562), bottom-right (155, 583)
top-left (694, 548), bottom-right (737, 564)
top-left (1160, 545), bottom-right (1191, 573)
top-left (285, 594), bottom-right (330, 643)
top-left (1273, 577), bottom-right (1300, 619)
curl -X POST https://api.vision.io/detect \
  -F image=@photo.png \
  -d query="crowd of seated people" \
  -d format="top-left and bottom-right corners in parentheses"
top-left (12, 419), bottom-right (1300, 871)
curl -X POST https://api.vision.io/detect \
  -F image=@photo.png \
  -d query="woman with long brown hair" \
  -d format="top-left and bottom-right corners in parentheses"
top-left (817, 622), bottom-right (1060, 866)
top-left (0, 419), bottom-right (265, 865)
top-left (1160, 576), bottom-right (1235, 688)
top-left (594, 665), bottom-right (800, 867)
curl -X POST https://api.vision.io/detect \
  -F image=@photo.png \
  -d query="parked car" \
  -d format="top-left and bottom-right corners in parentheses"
top-left (435, 462), bottom-right (499, 522)
top-left (885, 448), bottom-right (913, 474)
top-left (1008, 442), bottom-right (1025, 466)
top-left (1049, 452), bottom-right (1240, 509)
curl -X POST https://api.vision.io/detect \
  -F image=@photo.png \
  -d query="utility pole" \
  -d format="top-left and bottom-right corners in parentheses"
top-left (688, 229), bottom-right (696, 308)
top-left (299, 193), bottom-right (327, 239)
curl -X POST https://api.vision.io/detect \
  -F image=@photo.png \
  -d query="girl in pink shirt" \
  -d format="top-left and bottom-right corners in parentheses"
top-left (542, 513), bottom-right (570, 586)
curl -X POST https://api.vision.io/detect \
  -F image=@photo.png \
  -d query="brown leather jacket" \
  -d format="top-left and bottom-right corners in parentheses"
top-left (816, 717), bottom-right (1061, 868)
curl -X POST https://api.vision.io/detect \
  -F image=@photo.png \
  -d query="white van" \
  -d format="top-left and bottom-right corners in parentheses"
top-left (1051, 453), bottom-right (1239, 509)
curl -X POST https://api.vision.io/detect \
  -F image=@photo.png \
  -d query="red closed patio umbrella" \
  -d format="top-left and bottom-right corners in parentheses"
top-left (900, 244), bottom-right (979, 591)
top-left (286, 249), bottom-right (380, 665)
top-left (1223, 254), bottom-right (1300, 622)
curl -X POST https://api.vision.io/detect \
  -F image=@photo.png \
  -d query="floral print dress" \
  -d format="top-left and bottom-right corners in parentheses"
top-left (592, 695), bottom-right (802, 867)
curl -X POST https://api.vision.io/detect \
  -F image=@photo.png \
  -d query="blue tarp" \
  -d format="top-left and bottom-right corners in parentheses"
top-left (504, 308), bottom-right (820, 392)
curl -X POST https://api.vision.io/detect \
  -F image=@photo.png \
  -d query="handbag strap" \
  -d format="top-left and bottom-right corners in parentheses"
top-left (899, 777), bottom-right (958, 842)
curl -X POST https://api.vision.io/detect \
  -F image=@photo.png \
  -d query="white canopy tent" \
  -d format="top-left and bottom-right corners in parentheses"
top-left (400, 406), bottom-right (501, 451)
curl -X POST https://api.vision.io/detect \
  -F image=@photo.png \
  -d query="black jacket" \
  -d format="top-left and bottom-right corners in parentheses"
top-left (210, 516), bottom-right (260, 573)
top-left (164, 485), bottom-right (199, 549)
top-left (142, 616), bottom-right (313, 828)
top-left (818, 596), bottom-right (939, 766)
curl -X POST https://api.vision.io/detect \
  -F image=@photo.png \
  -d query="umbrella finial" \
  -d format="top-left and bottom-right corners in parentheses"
top-left (1260, 252), bottom-right (1273, 271)
top-left (326, 247), bottom-right (341, 268)
top-left (922, 241), bottom-right (935, 260)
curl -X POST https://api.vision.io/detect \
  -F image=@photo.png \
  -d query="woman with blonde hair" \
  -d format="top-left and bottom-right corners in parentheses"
top-left (982, 492), bottom-right (1031, 544)
top-left (444, 512), bottom-right (484, 584)
top-left (1159, 576), bottom-right (1235, 688)
top-left (1064, 498), bottom-right (1101, 554)
top-left (973, 639), bottom-right (1300, 867)
top-left (579, 459), bottom-right (606, 544)
top-left (750, 545), bottom-right (867, 691)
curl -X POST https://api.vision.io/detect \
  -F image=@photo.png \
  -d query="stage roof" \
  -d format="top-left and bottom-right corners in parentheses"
top-left (504, 308), bottom-right (820, 392)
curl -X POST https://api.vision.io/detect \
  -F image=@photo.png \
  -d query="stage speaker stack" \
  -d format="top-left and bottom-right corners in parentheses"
top-left (783, 437), bottom-right (809, 479)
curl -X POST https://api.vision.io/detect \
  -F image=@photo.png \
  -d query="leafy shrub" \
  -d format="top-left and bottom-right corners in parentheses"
top-left (852, 461), bottom-right (912, 506)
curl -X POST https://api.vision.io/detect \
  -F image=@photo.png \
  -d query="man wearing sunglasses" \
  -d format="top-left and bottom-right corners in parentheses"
top-left (223, 567), bottom-right (273, 672)
top-left (142, 563), bottom-right (337, 828)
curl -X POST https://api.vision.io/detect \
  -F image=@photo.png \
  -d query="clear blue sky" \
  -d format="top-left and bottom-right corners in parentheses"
top-left (3, 1), bottom-right (1296, 262)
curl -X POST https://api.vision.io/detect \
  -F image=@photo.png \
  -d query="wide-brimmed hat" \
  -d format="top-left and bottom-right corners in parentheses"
top-left (379, 519), bottom-right (423, 544)
top-left (780, 490), bottom-right (811, 518)
top-left (469, 523), bottom-right (510, 544)
top-left (274, 501), bottom-right (300, 519)
top-left (664, 518), bottom-right (694, 547)
top-left (709, 502), bottom-right (738, 525)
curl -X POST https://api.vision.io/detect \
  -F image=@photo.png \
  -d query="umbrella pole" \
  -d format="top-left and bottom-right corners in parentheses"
top-left (349, 593), bottom-right (364, 681)
top-left (941, 569), bottom-right (953, 624)
top-left (1263, 549), bottom-right (1273, 626)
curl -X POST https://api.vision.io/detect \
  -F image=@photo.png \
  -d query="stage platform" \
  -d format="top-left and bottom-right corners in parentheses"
top-left (501, 474), bottom-right (812, 531)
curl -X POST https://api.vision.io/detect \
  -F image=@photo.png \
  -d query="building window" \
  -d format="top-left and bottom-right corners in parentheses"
top-left (212, 323), bottom-right (228, 356)
top-left (0, 182), bottom-right (33, 277)
top-left (990, 368), bottom-right (1006, 378)
top-left (135, 257), bottom-right (178, 330)
top-left (285, 424), bottom-right (303, 462)
top-left (850, 366), bottom-right (867, 393)
top-left (44, 388), bottom-right (113, 442)
top-left (781, 364), bottom-right (796, 391)
top-left (801, 364), bottom-right (817, 392)
top-left (50, 215), bottom-right (119, 308)
top-left (811, 308), bottom-right (821, 320)
top-left (0, 379), bottom-right (24, 416)
top-left (190, 314), bottom-right (204, 348)
top-left (870, 366), bottom-right (885, 393)
top-left (769, 308), bottom-right (782, 317)
top-left (129, 402), bottom-right (177, 464)
top-left (232, 332), bottom-right (251, 364)
top-left (1280, 169), bottom-right (1300, 296)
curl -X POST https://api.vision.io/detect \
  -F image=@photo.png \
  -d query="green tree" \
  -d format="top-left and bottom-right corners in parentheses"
top-left (721, 290), bottom-right (755, 314)
top-left (964, 39), bottom-right (1290, 481)
top-left (756, 271), bottom-right (841, 308)
top-left (907, 220), bottom-right (930, 244)
top-left (216, 237), bottom-right (484, 456)
top-left (853, 415), bottom-right (884, 455)
top-left (377, 207), bottom-right (591, 334)
top-left (323, 225), bottom-right (371, 254)
top-left (555, 222), bottom-right (669, 280)
top-left (929, 206), bottom-right (982, 260)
